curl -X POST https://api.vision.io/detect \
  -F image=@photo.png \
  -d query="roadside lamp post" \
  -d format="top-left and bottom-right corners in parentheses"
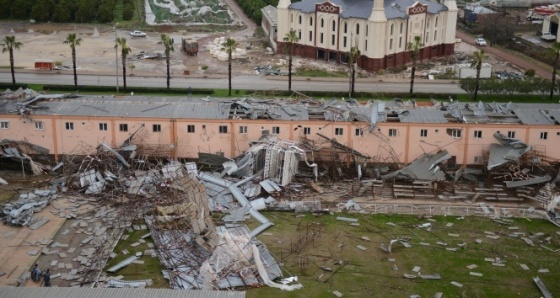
top-left (114, 25), bottom-right (119, 93)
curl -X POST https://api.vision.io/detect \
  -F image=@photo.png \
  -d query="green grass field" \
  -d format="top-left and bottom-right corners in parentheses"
top-left (248, 212), bottom-right (560, 298)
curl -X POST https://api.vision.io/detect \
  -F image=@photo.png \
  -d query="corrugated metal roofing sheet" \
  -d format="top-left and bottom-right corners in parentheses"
top-left (289, 0), bottom-right (448, 20)
top-left (513, 109), bottom-right (555, 125)
top-left (546, 109), bottom-right (560, 123)
top-left (398, 109), bottom-right (447, 123)
top-left (1, 97), bottom-right (231, 119)
top-left (0, 287), bottom-right (246, 298)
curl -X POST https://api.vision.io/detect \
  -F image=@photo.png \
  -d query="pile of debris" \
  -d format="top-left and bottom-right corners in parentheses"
top-left (1, 188), bottom-right (57, 227)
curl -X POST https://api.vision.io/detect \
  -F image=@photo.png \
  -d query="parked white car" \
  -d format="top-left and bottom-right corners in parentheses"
top-left (130, 30), bottom-right (147, 37)
top-left (475, 38), bottom-right (487, 46)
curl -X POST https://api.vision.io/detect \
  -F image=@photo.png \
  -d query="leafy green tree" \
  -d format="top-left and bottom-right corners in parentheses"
top-left (0, 0), bottom-right (11, 18)
top-left (470, 50), bottom-right (486, 100)
top-left (283, 29), bottom-right (299, 92)
top-left (31, 0), bottom-right (56, 22)
top-left (123, 3), bottom-right (134, 20)
top-left (2, 36), bottom-right (23, 86)
top-left (348, 46), bottom-right (361, 98)
top-left (115, 37), bottom-right (132, 91)
top-left (63, 33), bottom-right (83, 87)
top-left (98, 1), bottom-right (115, 23)
top-left (459, 78), bottom-right (476, 94)
top-left (11, 0), bottom-right (33, 19)
top-left (160, 34), bottom-right (174, 89)
top-left (222, 37), bottom-right (238, 96)
top-left (76, 0), bottom-right (96, 23)
top-left (407, 35), bottom-right (423, 95)
top-left (52, 0), bottom-right (75, 23)
top-left (549, 41), bottom-right (560, 99)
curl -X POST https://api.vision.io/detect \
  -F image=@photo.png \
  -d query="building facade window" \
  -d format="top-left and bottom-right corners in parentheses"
top-left (331, 34), bottom-right (335, 45)
top-left (399, 37), bottom-right (402, 48)
top-left (355, 128), bottom-right (363, 136)
top-left (332, 20), bottom-right (336, 31)
top-left (390, 24), bottom-right (394, 35)
top-left (309, 17), bottom-right (313, 26)
top-left (187, 125), bottom-right (195, 133)
top-left (298, 30), bottom-right (301, 40)
top-left (344, 22), bottom-right (347, 33)
top-left (343, 36), bottom-right (347, 47)
top-left (320, 33), bottom-right (324, 43)
top-left (335, 128), bottom-right (343, 135)
top-left (435, 17), bottom-right (438, 27)
top-left (389, 128), bottom-right (397, 137)
top-left (420, 129), bottom-right (428, 137)
top-left (239, 126), bottom-right (247, 134)
top-left (365, 25), bottom-right (368, 36)
top-left (153, 124), bottom-right (161, 132)
top-left (320, 18), bottom-right (324, 28)
top-left (65, 122), bottom-right (74, 130)
top-left (389, 39), bottom-right (393, 50)
top-left (365, 40), bottom-right (368, 51)
top-left (540, 132), bottom-right (548, 140)
top-left (303, 127), bottom-right (311, 135)
top-left (35, 121), bottom-right (44, 130)
top-left (356, 24), bottom-right (360, 35)
top-left (426, 32), bottom-right (429, 43)
top-left (309, 31), bottom-right (313, 42)
top-left (272, 126), bottom-right (280, 134)
top-left (119, 124), bottom-right (128, 132)
top-left (507, 131), bottom-right (515, 138)
top-left (298, 15), bottom-right (302, 24)
top-left (474, 130), bottom-right (482, 138)
top-left (434, 30), bottom-right (437, 41)
top-left (99, 123), bottom-right (108, 131)
top-left (219, 125), bottom-right (228, 133)
top-left (400, 23), bottom-right (403, 34)
top-left (0, 121), bottom-right (8, 129)
top-left (450, 129), bottom-right (462, 138)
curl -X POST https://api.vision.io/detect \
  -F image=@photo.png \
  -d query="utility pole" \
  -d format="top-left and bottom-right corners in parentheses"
top-left (114, 25), bottom-right (119, 93)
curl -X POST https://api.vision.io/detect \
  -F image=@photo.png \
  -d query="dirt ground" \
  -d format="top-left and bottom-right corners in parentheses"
top-left (0, 18), bottom-right (538, 82)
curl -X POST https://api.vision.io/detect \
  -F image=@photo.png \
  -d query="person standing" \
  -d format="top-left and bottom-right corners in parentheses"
top-left (31, 263), bottom-right (39, 282)
top-left (42, 269), bottom-right (51, 287)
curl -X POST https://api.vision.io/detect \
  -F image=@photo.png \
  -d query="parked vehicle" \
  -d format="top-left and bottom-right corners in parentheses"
top-left (130, 31), bottom-right (147, 37)
top-left (540, 32), bottom-right (556, 41)
top-left (475, 38), bottom-right (487, 46)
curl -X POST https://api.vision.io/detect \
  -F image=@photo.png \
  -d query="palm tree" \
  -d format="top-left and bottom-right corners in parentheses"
top-left (470, 50), bottom-right (486, 100)
top-left (549, 41), bottom-right (560, 99)
top-left (63, 33), bottom-right (82, 87)
top-left (1, 36), bottom-right (23, 86)
top-left (406, 35), bottom-right (423, 95)
top-left (160, 34), bottom-right (174, 89)
top-left (348, 46), bottom-right (361, 98)
top-left (283, 29), bottom-right (299, 92)
top-left (115, 37), bottom-right (131, 91)
top-left (221, 37), bottom-right (238, 96)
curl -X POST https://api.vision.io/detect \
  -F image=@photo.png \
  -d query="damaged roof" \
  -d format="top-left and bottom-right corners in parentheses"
top-left (3, 93), bottom-right (560, 125)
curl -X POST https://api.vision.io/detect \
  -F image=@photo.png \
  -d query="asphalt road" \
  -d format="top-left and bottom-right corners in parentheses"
top-left (0, 72), bottom-right (465, 94)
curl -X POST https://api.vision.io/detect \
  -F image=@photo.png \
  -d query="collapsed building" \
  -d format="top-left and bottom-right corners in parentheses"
top-left (1, 89), bottom-right (560, 290)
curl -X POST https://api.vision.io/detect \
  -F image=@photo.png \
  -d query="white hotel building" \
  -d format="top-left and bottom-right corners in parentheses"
top-left (263, 0), bottom-right (458, 72)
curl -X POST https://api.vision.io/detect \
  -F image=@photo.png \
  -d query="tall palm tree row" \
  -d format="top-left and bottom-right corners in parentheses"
top-left (2, 36), bottom-right (23, 86)
top-left (63, 33), bottom-right (82, 87)
top-left (348, 46), bottom-right (361, 98)
top-left (222, 37), bottom-right (238, 97)
top-left (160, 34), bottom-right (174, 89)
top-left (470, 50), bottom-right (486, 100)
top-left (549, 41), bottom-right (560, 99)
top-left (406, 35), bottom-right (423, 95)
top-left (283, 29), bottom-right (299, 92)
top-left (115, 37), bottom-right (131, 92)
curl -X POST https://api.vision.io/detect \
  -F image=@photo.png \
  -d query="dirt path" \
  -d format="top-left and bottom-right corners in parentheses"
top-left (456, 30), bottom-right (552, 79)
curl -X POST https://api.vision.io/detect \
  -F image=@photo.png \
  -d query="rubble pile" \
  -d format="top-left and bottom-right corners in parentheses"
top-left (1, 188), bottom-right (57, 226)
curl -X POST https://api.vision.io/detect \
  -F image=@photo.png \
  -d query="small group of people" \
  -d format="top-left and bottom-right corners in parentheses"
top-left (31, 264), bottom-right (51, 287)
